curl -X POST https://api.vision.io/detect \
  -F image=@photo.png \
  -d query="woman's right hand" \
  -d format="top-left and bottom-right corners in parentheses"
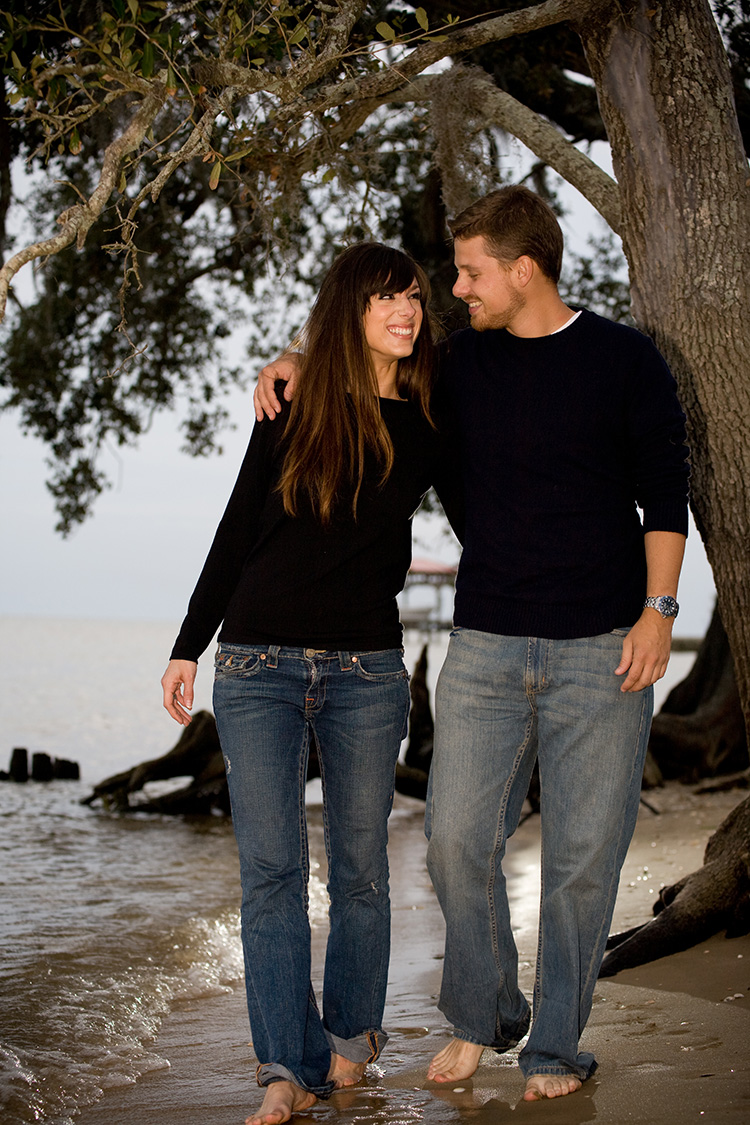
top-left (161, 659), bottom-right (198, 726)
top-left (253, 353), bottom-right (302, 420)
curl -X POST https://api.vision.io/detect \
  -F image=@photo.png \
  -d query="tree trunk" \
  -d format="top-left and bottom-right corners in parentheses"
top-left (577, 0), bottom-right (750, 741)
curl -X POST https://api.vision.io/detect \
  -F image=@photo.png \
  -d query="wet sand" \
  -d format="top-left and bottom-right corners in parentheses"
top-left (81, 783), bottom-right (749, 1124)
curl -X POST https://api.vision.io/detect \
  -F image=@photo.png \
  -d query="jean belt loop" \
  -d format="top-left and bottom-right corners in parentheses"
top-left (267, 645), bottom-right (280, 669)
top-left (338, 650), bottom-right (352, 671)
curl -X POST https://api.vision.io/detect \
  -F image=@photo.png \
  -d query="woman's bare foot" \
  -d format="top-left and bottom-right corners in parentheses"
top-left (427, 1039), bottom-right (484, 1082)
top-left (327, 1052), bottom-right (367, 1088)
top-left (246, 1080), bottom-right (317, 1125)
top-left (523, 1073), bottom-right (582, 1101)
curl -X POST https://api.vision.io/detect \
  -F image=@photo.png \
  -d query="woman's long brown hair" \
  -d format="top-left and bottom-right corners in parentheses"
top-left (278, 243), bottom-right (437, 524)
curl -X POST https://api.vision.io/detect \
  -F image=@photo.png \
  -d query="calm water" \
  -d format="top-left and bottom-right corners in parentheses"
top-left (0, 616), bottom-right (335, 1125)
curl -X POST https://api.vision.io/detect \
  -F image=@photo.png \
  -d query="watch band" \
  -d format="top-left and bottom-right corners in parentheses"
top-left (643, 595), bottom-right (679, 618)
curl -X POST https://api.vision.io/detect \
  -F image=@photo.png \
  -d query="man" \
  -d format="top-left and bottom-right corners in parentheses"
top-left (254, 186), bottom-right (689, 1102)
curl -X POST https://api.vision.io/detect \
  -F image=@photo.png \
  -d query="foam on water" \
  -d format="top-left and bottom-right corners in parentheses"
top-left (0, 776), bottom-right (331, 1125)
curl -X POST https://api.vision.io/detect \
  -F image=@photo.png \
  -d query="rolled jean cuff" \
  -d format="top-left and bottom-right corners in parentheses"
top-left (518, 1053), bottom-right (597, 1082)
top-left (451, 1029), bottom-right (487, 1048)
top-left (325, 1028), bottom-right (388, 1064)
top-left (453, 1027), bottom-right (527, 1052)
top-left (256, 1062), bottom-right (335, 1099)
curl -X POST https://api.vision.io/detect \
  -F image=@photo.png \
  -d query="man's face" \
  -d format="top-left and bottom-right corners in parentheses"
top-left (453, 236), bottom-right (525, 331)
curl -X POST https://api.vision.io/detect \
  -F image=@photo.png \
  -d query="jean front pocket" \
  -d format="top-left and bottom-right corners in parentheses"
top-left (214, 644), bottom-right (264, 679)
top-left (352, 648), bottom-right (409, 683)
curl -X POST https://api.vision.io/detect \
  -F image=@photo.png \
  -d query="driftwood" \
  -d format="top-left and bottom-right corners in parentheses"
top-left (647, 605), bottom-right (749, 784)
top-left (82, 651), bottom-right (438, 815)
top-left (393, 644), bottom-right (435, 798)
top-left (82, 710), bottom-right (231, 815)
top-left (599, 793), bottom-right (750, 976)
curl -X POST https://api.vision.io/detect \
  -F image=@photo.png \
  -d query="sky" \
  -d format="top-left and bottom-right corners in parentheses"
top-left (0, 144), bottom-right (716, 641)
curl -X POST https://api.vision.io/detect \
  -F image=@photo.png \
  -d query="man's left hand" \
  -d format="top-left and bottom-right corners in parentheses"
top-left (615, 612), bottom-right (674, 692)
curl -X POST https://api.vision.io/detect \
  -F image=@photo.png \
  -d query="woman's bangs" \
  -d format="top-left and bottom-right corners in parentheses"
top-left (366, 250), bottom-right (418, 300)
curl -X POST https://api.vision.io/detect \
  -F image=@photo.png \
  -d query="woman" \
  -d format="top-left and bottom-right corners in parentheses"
top-left (161, 243), bottom-right (461, 1125)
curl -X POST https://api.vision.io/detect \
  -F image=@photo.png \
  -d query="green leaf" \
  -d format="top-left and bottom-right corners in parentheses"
top-left (288, 23), bottom-right (307, 46)
top-left (141, 40), bottom-right (154, 77)
top-left (415, 8), bottom-right (428, 31)
top-left (11, 49), bottom-right (23, 76)
top-left (209, 161), bottom-right (221, 190)
top-left (69, 127), bottom-right (82, 154)
top-left (166, 63), bottom-right (177, 94)
top-left (127, 0), bottom-right (139, 18)
top-left (376, 21), bottom-right (396, 42)
top-left (225, 146), bottom-right (255, 163)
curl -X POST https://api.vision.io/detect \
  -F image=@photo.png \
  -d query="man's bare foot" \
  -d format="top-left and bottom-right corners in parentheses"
top-left (427, 1039), bottom-right (484, 1083)
top-left (246, 1080), bottom-right (317, 1125)
top-left (523, 1073), bottom-right (582, 1101)
top-left (327, 1052), bottom-right (366, 1088)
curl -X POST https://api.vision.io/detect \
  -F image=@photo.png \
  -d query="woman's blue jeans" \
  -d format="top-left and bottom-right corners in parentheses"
top-left (425, 627), bottom-right (653, 1081)
top-left (213, 643), bottom-right (410, 1096)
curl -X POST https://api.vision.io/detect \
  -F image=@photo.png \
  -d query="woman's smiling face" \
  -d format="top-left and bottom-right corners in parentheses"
top-left (363, 280), bottom-right (423, 379)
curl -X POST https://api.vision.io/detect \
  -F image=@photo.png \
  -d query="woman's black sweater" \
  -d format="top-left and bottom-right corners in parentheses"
top-left (170, 396), bottom-right (462, 661)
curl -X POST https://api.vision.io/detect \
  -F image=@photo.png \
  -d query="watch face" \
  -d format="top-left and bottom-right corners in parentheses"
top-left (657, 596), bottom-right (679, 617)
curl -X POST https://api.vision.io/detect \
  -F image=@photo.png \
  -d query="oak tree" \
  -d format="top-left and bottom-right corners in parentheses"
top-left (1, 1), bottom-right (749, 746)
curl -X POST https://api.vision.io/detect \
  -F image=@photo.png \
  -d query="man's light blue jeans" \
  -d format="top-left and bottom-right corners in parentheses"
top-left (425, 627), bottom-right (653, 1080)
top-left (213, 643), bottom-right (410, 1096)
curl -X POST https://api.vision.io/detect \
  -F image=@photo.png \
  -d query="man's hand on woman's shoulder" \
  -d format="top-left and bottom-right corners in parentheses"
top-left (253, 353), bottom-right (302, 420)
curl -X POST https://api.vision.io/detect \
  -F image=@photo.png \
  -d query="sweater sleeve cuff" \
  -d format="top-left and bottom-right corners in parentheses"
top-left (641, 501), bottom-right (689, 537)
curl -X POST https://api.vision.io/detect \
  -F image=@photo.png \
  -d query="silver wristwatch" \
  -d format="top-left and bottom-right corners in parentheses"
top-left (643, 595), bottom-right (679, 619)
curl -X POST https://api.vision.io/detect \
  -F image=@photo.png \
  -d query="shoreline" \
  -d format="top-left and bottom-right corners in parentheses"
top-left (80, 783), bottom-right (749, 1124)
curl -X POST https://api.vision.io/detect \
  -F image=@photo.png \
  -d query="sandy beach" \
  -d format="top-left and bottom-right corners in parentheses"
top-left (76, 781), bottom-right (749, 1125)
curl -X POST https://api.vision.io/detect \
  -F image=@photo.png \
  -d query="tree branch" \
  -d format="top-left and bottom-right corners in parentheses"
top-left (284, 60), bottom-right (621, 233)
top-left (287, 0), bottom-right (592, 120)
top-left (0, 84), bottom-right (167, 323)
top-left (273, 0), bottom-right (620, 231)
top-left (294, 1), bottom-right (367, 88)
top-left (0, 0), bottom-right (613, 325)
top-left (127, 101), bottom-right (224, 214)
top-left (397, 70), bottom-right (622, 231)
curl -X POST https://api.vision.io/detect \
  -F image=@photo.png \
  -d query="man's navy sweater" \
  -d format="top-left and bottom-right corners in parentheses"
top-left (441, 309), bottom-right (690, 640)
